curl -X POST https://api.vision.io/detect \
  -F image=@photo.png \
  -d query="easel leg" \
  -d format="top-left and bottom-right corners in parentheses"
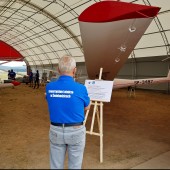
top-left (100, 102), bottom-right (103, 163)
top-left (90, 101), bottom-right (97, 134)
top-left (96, 107), bottom-right (100, 133)
top-left (84, 109), bottom-right (90, 125)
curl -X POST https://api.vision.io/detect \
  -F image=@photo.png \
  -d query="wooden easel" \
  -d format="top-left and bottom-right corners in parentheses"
top-left (84, 68), bottom-right (104, 163)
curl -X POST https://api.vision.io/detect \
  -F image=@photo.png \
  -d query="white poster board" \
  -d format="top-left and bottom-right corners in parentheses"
top-left (85, 80), bottom-right (114, 102)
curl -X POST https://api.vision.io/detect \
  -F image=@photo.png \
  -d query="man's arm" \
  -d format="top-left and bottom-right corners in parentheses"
top-left (83, 85), bottom-right (90, 111)
top-left (84, 103), bottom-right (90, 111)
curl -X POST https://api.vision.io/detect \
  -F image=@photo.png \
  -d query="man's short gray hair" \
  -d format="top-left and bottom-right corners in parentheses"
top-left (58, 55), bottom-right (76, 74)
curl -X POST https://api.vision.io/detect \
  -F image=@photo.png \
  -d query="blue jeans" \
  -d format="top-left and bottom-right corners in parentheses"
top-left (49, 124), bottom-right (86, 169)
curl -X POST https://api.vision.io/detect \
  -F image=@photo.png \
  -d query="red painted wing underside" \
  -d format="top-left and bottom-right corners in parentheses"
top-left (78, 1), bottom-right (160, 22)
top-left (0, 41), bottom-right (23, 61)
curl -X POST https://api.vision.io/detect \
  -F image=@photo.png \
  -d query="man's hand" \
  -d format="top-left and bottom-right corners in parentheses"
top-left (84, 104), bottom-right (90, 111)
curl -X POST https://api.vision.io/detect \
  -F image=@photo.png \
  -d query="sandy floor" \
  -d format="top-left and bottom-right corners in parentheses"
top-left (0, 84), bottom-right (170, 169)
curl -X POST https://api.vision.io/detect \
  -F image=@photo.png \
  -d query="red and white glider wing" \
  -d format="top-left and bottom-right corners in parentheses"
top-left (79, 1), bottom-right (160, 80)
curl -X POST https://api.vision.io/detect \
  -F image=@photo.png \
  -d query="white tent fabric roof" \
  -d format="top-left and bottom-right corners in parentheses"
top-left (0, 0), bottom-right (170, 67)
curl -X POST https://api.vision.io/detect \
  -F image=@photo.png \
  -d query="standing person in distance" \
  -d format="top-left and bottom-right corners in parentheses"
top-left (8, 70), bottom-right (11, 80)
top-left (33, 70), bottom-right (40, 89)
top-left (45, 55), bottom-right (90, 169)
top-left (9, 69), bottom-right (16, 80)
top-left (28, 69), bottom-right (33, 87)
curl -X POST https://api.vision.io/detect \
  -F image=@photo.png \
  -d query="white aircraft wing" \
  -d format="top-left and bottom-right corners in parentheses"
top-left (113, 70), bottom-right (170, 89)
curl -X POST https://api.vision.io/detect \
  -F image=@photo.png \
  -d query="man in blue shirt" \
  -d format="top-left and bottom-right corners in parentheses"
top-left (46, 55), bottom-right (90, 169)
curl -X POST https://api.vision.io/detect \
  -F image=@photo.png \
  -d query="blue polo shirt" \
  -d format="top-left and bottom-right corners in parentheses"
top-left (46, 75), bottom-right (90, 123)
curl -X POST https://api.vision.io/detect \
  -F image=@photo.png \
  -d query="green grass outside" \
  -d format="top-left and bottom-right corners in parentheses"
top-left (0, 71), bottom-right (27, 81)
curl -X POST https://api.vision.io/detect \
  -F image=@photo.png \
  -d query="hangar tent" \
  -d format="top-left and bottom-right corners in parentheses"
top-left (0, 0), bottom-right (170, 90)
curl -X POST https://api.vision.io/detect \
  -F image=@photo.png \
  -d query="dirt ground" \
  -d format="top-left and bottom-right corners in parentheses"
top-left (0, 84), bottom-right (170, 169)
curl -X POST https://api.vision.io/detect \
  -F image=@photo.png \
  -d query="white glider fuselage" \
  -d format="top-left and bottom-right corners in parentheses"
top-left (113, 71), bottom-right (170, 89)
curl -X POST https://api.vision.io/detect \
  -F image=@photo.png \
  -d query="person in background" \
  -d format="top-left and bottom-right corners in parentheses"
top-left (8, 70), bottom-right (11, 79)
top-left (45, 55), bottom-right (90, 169)
top-left (28, 69), bottom-right (33, 87)
top-left (50, 72), bottom-right (58, 82)
top-left (33, 70), bottom-right (39, 89)
top-left (9, 69), bottom-right (16, 80)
